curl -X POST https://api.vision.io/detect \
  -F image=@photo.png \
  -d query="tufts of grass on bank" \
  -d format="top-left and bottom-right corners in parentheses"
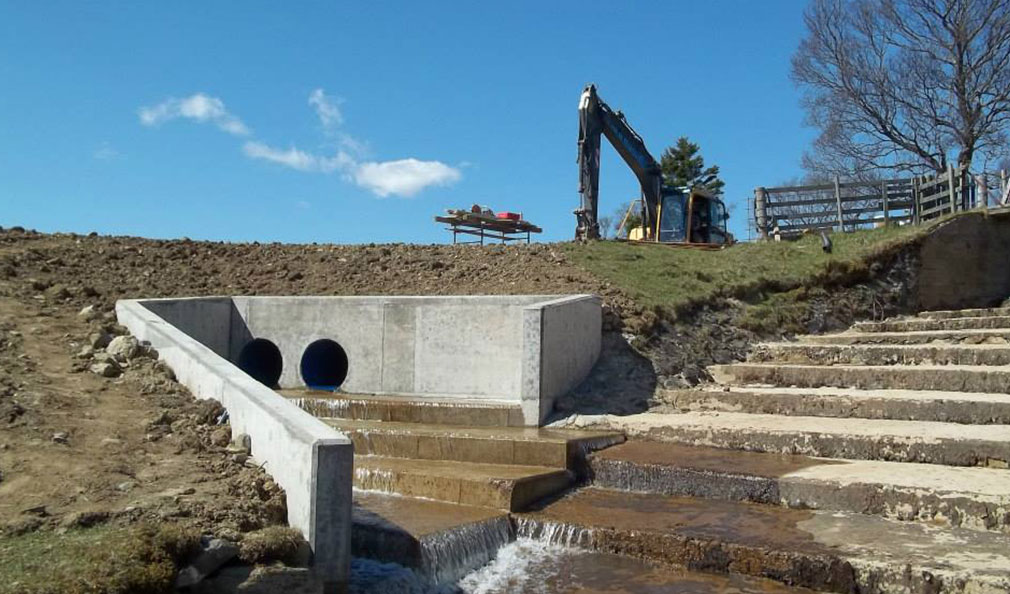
top-left (0, 524), bottom-right (200, 594)
top-left (565, 223), bottom-right (930, 316)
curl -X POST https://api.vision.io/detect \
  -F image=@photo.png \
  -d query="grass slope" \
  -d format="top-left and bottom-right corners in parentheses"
top-left (565, 223), bottom-right (930, 318)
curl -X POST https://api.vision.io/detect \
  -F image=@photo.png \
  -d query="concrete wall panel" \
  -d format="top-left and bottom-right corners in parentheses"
top-left (916, 212), bottom-right (1010, 311)
top-left (536, 296), bottom-right (603, 424)
top-left (413, 303), bottom-right (523, 398)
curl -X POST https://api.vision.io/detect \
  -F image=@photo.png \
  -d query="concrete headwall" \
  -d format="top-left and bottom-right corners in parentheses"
top-left (229, 295), bottom-right (601, 424)
top-left (916, 211), bottom-right (1010, 311)
top-left (115, 299), bottom-right (353, 589)
top-left (230, 296), bottom-right (550, 400)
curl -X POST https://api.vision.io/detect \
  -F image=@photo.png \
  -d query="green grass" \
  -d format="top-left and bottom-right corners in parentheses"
top-left (0, 524), bottom-right (200, 594)
top-left (565, 223), bottom-right (932, 316)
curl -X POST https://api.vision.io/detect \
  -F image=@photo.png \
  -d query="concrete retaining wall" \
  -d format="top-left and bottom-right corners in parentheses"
top-left (916, 210), bottom-right (1010, 311)
top-left (115, 300), bottom-right (353, 589)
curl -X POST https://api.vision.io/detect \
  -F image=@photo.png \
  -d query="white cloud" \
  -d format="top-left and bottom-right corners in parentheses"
top-left (243, 141), bottom-right (459, 197)
top-left (139, 93), bottom-right (250, 136)
top-left (308, 88), bottom-right (343, 130)
top-left (352, 158), bottom-right (462, 197)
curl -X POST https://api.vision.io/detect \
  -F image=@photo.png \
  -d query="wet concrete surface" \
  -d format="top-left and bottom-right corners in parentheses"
top-left (355, 456), bottom-right (572, 510)
top-left (592, 441), bottom-right (837, 478)
top-left (519, 487), bottom-right (1010, 593)
top-left (457, 539), bottom-right (820, 594)
top-left (352, 491), bottom-right (513, 583)
top-left (588, 440), bottom-right (1010, 533)
top-left (281, 388), bottom-right (526, 427)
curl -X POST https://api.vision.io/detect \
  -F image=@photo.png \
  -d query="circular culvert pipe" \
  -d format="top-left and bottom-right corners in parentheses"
top-left (300, 339), bottom-right (349, 390)
top-left (237, 338), bottom-right (283, 387)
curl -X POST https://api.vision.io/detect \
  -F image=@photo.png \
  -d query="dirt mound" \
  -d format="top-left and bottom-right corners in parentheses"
top-left (0, 228), bottom-right (646, 330)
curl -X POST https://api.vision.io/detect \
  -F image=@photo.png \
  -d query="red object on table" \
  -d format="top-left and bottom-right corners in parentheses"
top-left (496, 212), bottom-right (521, 221)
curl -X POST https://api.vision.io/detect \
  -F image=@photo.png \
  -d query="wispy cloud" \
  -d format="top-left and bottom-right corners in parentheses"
top-left (138, 93), bottom-right (250, 136)
top-left (93, 141), bottom-right (122, 161)
top-left (308, 88), bottom-right (343, 130)
top-left (242, 141), bottom-right (351, 173)
top-left (139, 88), bottom-right (461, 198)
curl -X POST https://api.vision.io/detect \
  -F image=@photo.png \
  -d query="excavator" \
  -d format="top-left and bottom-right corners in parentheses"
top-left (574, 83), bottom-right (731, 245)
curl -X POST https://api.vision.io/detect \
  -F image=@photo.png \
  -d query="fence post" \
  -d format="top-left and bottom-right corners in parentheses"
top-left (948, 163), bottom-right (956, 213)
top-left (880, 180), bottom-right (889, 226)
top-left (834, 176), bottom-right (844, 231)
top-left (754, 187), bottom-right (768, 240)
top-left (978, 173), bottom-right (988, 211)
top-left (912, 176), bottom-right (920, 225)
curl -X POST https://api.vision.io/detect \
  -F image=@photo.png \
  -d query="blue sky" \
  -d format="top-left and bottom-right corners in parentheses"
top-left (1, 1), bottom-right (813, 244)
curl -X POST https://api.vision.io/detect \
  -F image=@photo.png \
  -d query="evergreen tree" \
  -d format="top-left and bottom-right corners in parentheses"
top-left (660, 137), bottom-right (724, 196)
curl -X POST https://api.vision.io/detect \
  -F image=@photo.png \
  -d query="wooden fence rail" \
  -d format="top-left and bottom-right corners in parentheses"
top-left (751, 165), bottom-right (989, 239)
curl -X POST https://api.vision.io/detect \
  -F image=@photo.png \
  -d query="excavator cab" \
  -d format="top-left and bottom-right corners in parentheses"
top-left (628, 187), bottom-right (730, 245)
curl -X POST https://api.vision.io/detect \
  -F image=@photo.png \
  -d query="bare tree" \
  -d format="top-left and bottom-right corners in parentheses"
top-left (793, 0), bottom-right (1010, 181)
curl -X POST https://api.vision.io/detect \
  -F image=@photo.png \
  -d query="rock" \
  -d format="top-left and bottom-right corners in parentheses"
top-left (106, 335), bottom-right (140, 360)
top-left (45, 284), bottom-right (71, 300)
top-left (28, 278), bottom-right (50, 292)
top-left (174, 537), bottom-right (241, 589)
top-left (5, 516), bottom-right (43, 536)
top-left (228, 433), bottom-right (251, 455)
top-left (154, 360), bottom-right (176, 380)
top-left (75, 345), bottom-right (95, 359)
top-left (210, 427), bottom-right (231, 448)
top-left (51, 432), bottom-right (68, 444)
top-left (194, 565), bottom-right (322, 594)
top-left (90, 360), bottom-right (122, 378)
top-left (89, 331), bottom-right (112, 349)
top-left (59, 510), bottom-right (109, 530)
top-left (77, 305), bottom-right (101, 322)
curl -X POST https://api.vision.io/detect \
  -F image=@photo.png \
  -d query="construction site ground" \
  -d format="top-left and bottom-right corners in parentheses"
top-left (0, 221), bottom-right (956, 592)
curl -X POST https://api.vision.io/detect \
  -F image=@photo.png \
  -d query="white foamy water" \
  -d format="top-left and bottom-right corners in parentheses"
top-left (457, 538), bottom-right (576, 594)
top-left (349, 540), bottom-right (577, 594)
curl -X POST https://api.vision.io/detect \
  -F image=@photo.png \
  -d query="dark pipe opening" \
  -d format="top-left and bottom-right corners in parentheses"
top-left (300, 339), bottom-right (349, 390)
top-left (237, 338), bottom-right (283, 388)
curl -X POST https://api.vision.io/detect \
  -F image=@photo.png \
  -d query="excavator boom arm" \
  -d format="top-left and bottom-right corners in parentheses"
top-left (576, 84), bottom-right (662, 240)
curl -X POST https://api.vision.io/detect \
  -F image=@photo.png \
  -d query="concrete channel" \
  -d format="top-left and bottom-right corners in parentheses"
top-left (115, 294), bottom-right (603, 590)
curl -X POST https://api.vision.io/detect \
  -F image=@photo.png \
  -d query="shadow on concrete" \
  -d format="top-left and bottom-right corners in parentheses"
top-left (550, 332), bottom-right (657, 420)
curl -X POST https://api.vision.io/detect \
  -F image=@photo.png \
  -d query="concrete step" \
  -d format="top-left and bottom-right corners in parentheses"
top-left (665, 386), bottom-right (1010, 424)
top-left (355, 456), bottom-right (571, 512)
top-left (710, 362), bottom-right (1010, 394)
top-left (567, 411), bottom-right (1010, 466)
top-left (589, 441), bottom-right (1010, 533)
top-left (518, 487), bottom-right (1010, 593)
top-left (353, 491), bottom-right (819, 593)
top-left (855, 315), bottom-right (1010, 333)
top-left (326, 418), bottom-right (624, 468)
top-left (280, 389), bottom-right (525, 427)
top-left (919, 307), bottom-right (1010, 320)
top-left (753, 342), bottom-right (1010, 366)
top-left (801, 328), bottom-right (1010, 345)
top-left (352, 491), bottom-right (513, 582)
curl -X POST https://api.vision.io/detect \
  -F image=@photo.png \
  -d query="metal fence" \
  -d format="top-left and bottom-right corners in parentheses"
top-left (750, 165), bottom-right (990, 240)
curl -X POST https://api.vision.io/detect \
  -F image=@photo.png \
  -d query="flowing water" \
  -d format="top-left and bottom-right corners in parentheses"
top-left (350, 538), bottom-right (813, 594)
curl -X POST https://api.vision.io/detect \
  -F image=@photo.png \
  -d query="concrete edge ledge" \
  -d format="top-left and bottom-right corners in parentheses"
top-left (115, 299), bottom-right (352, 588)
